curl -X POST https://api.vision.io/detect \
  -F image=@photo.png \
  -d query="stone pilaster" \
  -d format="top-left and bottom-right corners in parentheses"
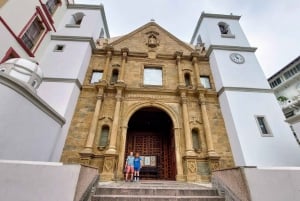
top-left (175, 51), bottom-right (184, 86)
top-left (106, 83), bottom-right (126, 154)
top-left (118, 48), bottom-right (129, 83)
top-left (191, 52), bottom-right (202, 87)
top-left (102, 46), bottom-right (113, 82)
top-left (198, 91), bottom-right (218, 157)
top-left (183, 155), bottom-right (198, 182)
top-left (79, 83), bottom-right (106, 157)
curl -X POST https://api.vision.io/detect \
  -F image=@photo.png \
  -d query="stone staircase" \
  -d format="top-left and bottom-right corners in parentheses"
top-left (92, 181), bottom-right (225, 201)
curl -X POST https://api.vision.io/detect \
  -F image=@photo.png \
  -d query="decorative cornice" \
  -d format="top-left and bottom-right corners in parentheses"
top-left (0, 73), bottom-right (65, 126)
top-left (206, 45), bottom-right (257, 56)
top-left (51, 35), bottom-right (96, 49)
top-left (218, 86), bottom-right (273, 96)
top-left (43, 77), bottom-right (82, 89)
top-left (190, 12), bottom-right (241, 44)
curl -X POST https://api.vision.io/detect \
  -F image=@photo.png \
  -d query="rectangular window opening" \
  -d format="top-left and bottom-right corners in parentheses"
top-left (54, 44), bottom-right (65, 52)
top-left (255, 116), bottom-right (273, 137)
top-left (200, 76), bottom-right (211, 89)
top-left (143, 67), bottom-right (162, 86)
top-left (21, 17), bottom-right (45, 50)
top-left (90, 71), bottom-right (103, 84)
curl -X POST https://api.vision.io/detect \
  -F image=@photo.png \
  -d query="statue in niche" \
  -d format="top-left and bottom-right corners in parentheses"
top-left (147, 34), bottom-right (159, 48)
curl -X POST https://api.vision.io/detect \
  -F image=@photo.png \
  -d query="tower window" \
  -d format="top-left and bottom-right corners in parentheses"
top-left (184, 73), bottom-right (192, 87)
top-left (99, 125), bottom-right (109, 148)
top-left (143, 67), bottom-right (162, 86)
top-left (200, 76), bottom-right (211, 89)
top-left (218, 22), bottom-right (235, 38)
top-left (66, 12), bottom-right (85, 27)
top-left (255, 116), bottom-right (273, 136)
top-left (111, 69), bottom-right (119, 84)
top-left (21, 17), bottom-right (45, 50)
top-left (90, 71), bottom-right (103, 84)
top-left (192, 129), bottom-right (201, 151)
top-left (54, 44), bottom-right (65, 52)
top-left (45, 0), bottom-right (60, 15)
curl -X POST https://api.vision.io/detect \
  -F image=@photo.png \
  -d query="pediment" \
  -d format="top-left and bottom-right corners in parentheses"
top-left (108, 22), bottom-right (194, 55)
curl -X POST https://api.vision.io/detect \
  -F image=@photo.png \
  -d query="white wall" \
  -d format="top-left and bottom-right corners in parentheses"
top-left (0, 161), bottom-right (81, 201)
top-left (292, 121), bottom-right (300, 142)
top-left (196, 17), bottom-right (250, 49)
top-left (210, 50), bottom-right (270, 92)
top-left (56, 8), bottom-right (106, 40)
top-left (0, 81), bottom-right (62, 161)
top-left (219, 91), bottom-right (300, 166)
top-left (244, 167), bottom-right (300, 201)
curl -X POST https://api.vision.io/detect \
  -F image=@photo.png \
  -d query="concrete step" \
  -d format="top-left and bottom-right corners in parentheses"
top-left (93, 181), bottom-right (225, 201)
top-left (96, 187), bottom-right (218, 196)
top-left (92, 195), bottom-right (225, 201)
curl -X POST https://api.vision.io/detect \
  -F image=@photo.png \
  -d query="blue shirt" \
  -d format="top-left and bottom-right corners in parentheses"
top-left (134, 157), bottom-right (142, 168)
top-left (126, 156), bottom-right (134, 166)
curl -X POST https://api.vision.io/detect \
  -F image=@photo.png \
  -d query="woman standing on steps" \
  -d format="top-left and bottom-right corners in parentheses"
top-left (125, 151), bottom-right (134, 182)
top-left (133, 152), bottom-right (143, 182)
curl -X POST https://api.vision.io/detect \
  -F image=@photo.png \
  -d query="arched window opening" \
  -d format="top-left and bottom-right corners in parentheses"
top-left (192, 129), bottom-right (201, 151)
top-left (72, 12), bottom-right (84, 25)
top-left (99, 125), bottom-right (109, 147)
top-left (111, 69), bottom-right (119, 84)
top-left (218, 22), bottom-right (230, 34)
top-left (184, 73), bottom-right (191, 87)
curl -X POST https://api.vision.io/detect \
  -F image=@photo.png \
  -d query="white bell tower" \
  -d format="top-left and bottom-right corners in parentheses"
top-left (191, 13), bottom-right (300, 166)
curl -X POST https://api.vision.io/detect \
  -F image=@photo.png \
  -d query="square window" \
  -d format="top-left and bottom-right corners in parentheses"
top-left (90, 71), bottom-right (103, 84)
top-left (46, 0), bottom-right (60, 15)
top-left (200, 76), bottom-right (211, 89)
top-left (54, 44), bottom-right (65, 52)
top-left (143, 67), bottom-right (162, 86)
top-left (255, 115), bottom-right (273, 137)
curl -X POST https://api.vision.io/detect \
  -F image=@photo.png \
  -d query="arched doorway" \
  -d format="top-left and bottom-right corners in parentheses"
top-left (125, 107), bottom-right (176, 180)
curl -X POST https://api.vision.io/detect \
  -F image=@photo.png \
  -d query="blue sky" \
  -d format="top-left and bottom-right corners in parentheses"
top-left (75, 0), bottom-right (300, 78)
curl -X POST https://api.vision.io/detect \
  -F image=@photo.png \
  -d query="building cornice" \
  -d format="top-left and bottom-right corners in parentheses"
top-left (190, 12), bottom-right (241, 44)
top-left (67, 4), bottom-right (110, 38)
top-left (218, 87), bottom-right (273, 96)
top-left (206, 45), bottom-right (257, 56)
top-left (0, 73), bottom-right (65, 126)
top-left (51, 35), bottom-right (96, 49)
top-left (43, 77), bottom-right (82, 89)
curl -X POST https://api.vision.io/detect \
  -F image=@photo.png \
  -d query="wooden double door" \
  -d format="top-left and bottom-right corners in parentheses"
top-left (125, 130), bottom-right (176, 180)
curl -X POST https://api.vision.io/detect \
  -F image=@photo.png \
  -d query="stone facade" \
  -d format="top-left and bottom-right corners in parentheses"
top-left (61, 22), bottom-right (234, 182)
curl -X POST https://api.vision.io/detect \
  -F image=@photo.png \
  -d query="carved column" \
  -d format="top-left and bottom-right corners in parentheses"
top-left (80, 83), bottom-right (105, 156)
top-left (174, 127), bottom-right (185, 181)
top-left (198, 92), bottom-right (217, 156)
top-left (118, 48), bottom-right (128, 83)
top-left (116, 125), bottom-right (128, 180)
top-left (106, 84), bottom-right (125, 154)
top-left (102, 47), bottom-right (113, 82)
top-left (191, 52), bottom-right (202, 87)
top-left (179, 89), bottom-right (194, 155)
top-left (175, 51), bottom-right (184, 86)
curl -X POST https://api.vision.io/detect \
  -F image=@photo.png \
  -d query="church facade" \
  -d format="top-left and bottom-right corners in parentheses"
top-left (61, 21), bottom-right (234, 182)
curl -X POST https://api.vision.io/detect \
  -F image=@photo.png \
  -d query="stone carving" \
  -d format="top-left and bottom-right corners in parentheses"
top-left (146, 31), bottom-right (160, 48)
top-left (104, 158), bottom-right (114, 172)
top-left (187, 161), bottom-right (197, 173)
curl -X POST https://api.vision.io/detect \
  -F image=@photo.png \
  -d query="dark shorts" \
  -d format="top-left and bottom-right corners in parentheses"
top-left (134, 166), bottom-right (141, 171)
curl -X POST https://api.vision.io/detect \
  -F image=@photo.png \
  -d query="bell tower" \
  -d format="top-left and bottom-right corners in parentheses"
top-left (191, 12), bottom-right (300, 166)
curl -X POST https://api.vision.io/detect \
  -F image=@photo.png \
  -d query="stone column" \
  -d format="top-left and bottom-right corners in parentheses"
top-left (118, 48), bottom-right (128, 83)
top-left (174, 127), bottom-right (185, 181)
top-left (116, 125), bottom-right (128, 180)
top-left (106, 84), bottom-right (125, 154)
top-left (175, 51), bottom-right (184, 86)
top-left (80, 84), bottom-right (105, 156)
top-left (191, 52), bottom-right (202, 87)
top-left (198, 92), bottom-right (217, 156)
top-left (179, 89), bottom-right (194, 155)
top-left (102, 47), bottom-right (113, 82)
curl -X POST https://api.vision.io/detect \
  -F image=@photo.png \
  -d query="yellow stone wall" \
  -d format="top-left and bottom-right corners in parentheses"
top-left (61, 22), bottom-right (234, 182)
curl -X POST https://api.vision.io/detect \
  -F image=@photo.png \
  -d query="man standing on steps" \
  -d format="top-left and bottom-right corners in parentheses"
top-left (125, 151), bottom-right (134, 182)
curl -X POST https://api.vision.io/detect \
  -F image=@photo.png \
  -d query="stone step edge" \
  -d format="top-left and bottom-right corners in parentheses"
top-left (93, 195), bottom-right (224, 198)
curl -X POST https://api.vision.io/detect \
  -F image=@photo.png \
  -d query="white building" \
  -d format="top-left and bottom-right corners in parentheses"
top-left (0, 0), bottom-right (109, 161)
top-left (191, 13), bottom-right (300, 167)
top-left (268, 56), bottom-right (300, 143)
